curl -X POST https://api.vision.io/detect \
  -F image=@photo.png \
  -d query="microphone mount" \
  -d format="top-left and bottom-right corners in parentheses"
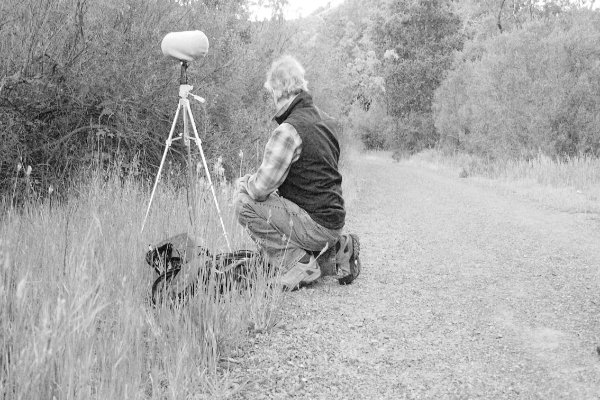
top-left (180, 61), bottom-right (189, 85)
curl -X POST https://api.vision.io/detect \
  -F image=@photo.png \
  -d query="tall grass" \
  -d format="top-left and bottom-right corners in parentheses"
top-left (490, 154), bottom-right (600, 190)
top-left (408, 149), bottom-right (600, 212)
top-left (0, 168), bottom-right (282, 399)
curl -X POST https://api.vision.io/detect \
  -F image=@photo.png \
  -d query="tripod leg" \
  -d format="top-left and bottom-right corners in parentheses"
top-left (141, 104), bottom-right (182, 234)
top-left (183, 104), bottom-right (198, 231)
top-left (185, 101), bottom-right (232, 252)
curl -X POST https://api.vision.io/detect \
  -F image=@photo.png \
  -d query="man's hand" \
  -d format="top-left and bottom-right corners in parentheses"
top-left (235, 174), bottom-right (252, 196)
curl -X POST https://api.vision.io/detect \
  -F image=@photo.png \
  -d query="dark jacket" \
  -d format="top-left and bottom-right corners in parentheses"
top-left (275, 91), bottom-right (345, 230)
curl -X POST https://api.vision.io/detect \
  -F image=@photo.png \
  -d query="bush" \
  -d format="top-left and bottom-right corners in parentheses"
top-left (433, 10), bottom-right (600, 159)
top-left (392, 111), bottom-right (438, 153)
top-left (347, 100), bottom-right (394, 150)
top-left (0, 0), bottom-right (273, 199)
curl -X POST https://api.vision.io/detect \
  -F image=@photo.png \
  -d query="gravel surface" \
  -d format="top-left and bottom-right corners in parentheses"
top-left (224, 153), bottom-right (600, 399)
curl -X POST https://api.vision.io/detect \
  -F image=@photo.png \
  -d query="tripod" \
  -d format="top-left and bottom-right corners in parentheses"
top-left (140, 62), bottom-right (232, 252)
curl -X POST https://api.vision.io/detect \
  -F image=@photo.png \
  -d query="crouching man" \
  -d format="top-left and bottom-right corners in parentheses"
top-left (234, 55), bottom-right (360, 291)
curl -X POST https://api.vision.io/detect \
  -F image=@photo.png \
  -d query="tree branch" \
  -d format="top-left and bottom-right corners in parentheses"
top-left (31, 124), bottom-right (107, 153)
top-left (497, 0), bottom-right (507, 33)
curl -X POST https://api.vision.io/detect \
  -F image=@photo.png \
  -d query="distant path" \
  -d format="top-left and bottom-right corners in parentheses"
top-left (230, 152), bottom-right (600, 399)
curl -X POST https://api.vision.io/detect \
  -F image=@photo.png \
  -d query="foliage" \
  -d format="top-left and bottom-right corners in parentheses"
top-left (347, 100), bottom-right (393, 150)
top-left (433, 10), bottom-right (600, 159)
top-left (285, 0), bottom-right (388, 149)
top-left (0, 0), bottom-right (275, 199)
top-left (3, 0), bottom-right (599, 197)
top-left (365, 0), bottom-right (464, 151)
top-left (454, 0), bottom-right (577, 37)
top-left (322, 0), bottom-right (388, 114)
top-left (373, 0), bottom-right (463, 116)
top-left (303, 0), bottom-right (463, 152)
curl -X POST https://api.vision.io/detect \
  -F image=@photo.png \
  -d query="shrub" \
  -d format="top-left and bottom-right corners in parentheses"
top-left (0, 0), bottom-right (273, 198)
top-left (347, 100), bottom-right (394, 150)
top-left (392, 111), bottom-right (438, 153)
top-left (433, 10), bottom-right (600, 159)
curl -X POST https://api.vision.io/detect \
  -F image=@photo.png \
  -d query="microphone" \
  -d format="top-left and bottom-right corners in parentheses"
top-left (161, 31), bottom-right (209, 62)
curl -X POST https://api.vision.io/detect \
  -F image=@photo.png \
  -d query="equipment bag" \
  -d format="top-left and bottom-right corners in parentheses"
top-left (145, 233), bottom-right (266, 306)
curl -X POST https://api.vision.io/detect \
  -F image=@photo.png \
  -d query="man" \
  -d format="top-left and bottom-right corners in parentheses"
top-left (234, 55), bottom-right (360, 291)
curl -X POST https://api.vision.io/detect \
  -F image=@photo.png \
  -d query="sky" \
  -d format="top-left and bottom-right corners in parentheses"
top-left (251, 0), bottom-right (346, 20)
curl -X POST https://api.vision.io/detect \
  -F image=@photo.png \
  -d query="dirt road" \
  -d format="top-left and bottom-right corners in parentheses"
top-left (229, 153), bottom-right (600, 399)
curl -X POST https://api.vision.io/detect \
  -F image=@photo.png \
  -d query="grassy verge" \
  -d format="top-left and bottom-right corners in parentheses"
top-left (406, 149), bottom-right (600, 214)
top-left (0, 169), bottom-right (283, 399)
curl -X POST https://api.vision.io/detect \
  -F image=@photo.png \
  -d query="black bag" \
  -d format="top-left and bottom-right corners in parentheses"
top-left (145, 233), bottom-right (267, 306)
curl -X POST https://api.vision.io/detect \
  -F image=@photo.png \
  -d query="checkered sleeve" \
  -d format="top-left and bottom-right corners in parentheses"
top-left (247, 123), bottom-right (302, 201)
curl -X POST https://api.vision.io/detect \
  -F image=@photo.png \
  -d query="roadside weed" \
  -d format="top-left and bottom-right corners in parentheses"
top-left (409, 149), bottom-right (600, 213)
top-left (0, 170), bottom-right (281, 399)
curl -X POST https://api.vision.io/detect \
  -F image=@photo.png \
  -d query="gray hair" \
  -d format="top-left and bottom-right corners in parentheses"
top-left (264, 55), bottom-right (308, 102)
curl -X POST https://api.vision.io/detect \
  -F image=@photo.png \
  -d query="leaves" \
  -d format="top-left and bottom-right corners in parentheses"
top-left (0, 0), bottom-right (274, 195)
top-left (433, 10), bottom-right (600, 159)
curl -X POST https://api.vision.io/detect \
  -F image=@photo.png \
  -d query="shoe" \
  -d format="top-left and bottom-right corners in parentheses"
top-left (336, 233), bottom-right (361, 285)
top-left (280, 254), bottom-right (321, 291)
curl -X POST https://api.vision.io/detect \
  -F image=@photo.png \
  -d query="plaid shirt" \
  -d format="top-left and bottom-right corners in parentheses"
top-left (246, 122), bottom-right (302, 201)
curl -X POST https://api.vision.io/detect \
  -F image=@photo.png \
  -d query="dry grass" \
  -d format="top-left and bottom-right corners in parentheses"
top-left (0, 170), bottom-right (283, 399)
top-left (407, 149), bottom-right (600, 214)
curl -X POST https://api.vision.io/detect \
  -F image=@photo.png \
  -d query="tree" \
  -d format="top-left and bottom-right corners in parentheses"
top-left (433, 10), bottom-right (600, 158)
top-left (371, 0), bottom-right (464, 151)
top-left (454, 0), bottom-right (580, 38)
